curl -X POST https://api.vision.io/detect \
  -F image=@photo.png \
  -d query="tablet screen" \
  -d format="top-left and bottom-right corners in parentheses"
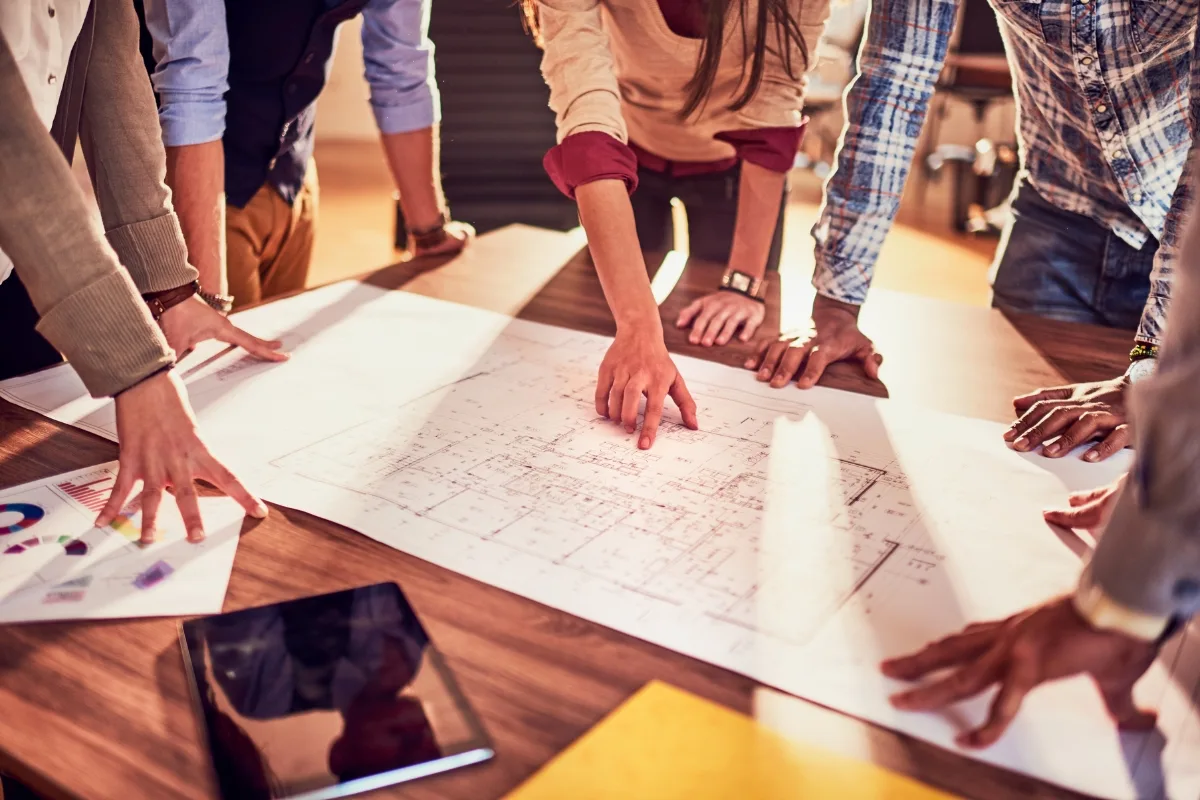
top-left (181, 583), bottom-right (493, 800)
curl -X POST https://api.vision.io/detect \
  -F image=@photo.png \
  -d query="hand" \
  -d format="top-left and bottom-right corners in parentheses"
top-left (675, 290), bottom-right (766, 347)
top-left (159, 296), bottom-right (289, 363)
top-left (1006, 377), bottom-right (1129, 461)
top-left (744, 294), bottom-right (881, 389)
top-left (596, 324), bottom-right (699, 450)
top-left (1042, 474), bottom-right (1127, 534)
top-left (882, 596), bottom-right (1157, 749)
top-left (412, 220), bottom-right (475, 258)
top-left (96, 371), bottom-right (269, 543)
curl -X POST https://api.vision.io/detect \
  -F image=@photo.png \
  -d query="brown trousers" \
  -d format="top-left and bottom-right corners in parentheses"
top-left (226, 161), bottom-right (319, 309)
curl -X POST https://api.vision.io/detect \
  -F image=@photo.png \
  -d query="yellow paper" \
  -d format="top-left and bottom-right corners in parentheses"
top-left (504, 681), bottom-right (954, 800)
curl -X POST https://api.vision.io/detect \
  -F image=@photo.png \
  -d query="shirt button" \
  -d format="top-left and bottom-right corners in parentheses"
top-left (47, 74), bottom-right (56, 85)
top-left (1081, 56), bottom-right (1093, 66)
top-left (1096, 103), bottom-right (1108, 114)
top-left (1079, 0), bottom-right (1090, 4)
top-left (1131, 191), bottom-right (1143, 203)
top-left (303, 53), bottom-right (315, 65)
top-left (1111, 149), bottom-right (1124, 160)
top-left (48, 4), bottom-right (55, 17)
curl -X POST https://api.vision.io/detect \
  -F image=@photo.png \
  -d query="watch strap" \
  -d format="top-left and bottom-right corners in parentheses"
top-left (408, 211), bottom-right (451, 251)
top-left (142, 281), bottom-right (199, 321)
top-left (720, 269), bottom-right (767, 301)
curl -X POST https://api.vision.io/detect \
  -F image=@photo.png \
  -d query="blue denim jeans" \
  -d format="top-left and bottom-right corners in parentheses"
top-left (989, 180), bottom-right (1154, 330)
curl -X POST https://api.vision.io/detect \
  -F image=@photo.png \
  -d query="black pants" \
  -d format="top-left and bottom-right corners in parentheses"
top-left (630, 162), bottom-right (787, 271)
top-left (0, 273), bottom-right (63, 381)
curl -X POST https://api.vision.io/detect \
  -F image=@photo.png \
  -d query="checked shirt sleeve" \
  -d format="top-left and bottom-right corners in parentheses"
top-left (811, 0), bottom-right (960, 305)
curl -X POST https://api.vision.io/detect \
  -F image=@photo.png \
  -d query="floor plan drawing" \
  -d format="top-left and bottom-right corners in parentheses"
top-left (2, 282), bottom-right (1195, 800)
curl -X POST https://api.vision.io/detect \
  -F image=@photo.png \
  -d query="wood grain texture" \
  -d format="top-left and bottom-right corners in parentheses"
top-left (0, 225), bottom-right (1130, 800)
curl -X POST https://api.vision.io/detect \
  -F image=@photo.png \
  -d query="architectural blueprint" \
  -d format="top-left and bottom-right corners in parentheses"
top-left (0, 463), bottom-right (244, 623)
top-left (1, 281), bottom-right (1197, 799)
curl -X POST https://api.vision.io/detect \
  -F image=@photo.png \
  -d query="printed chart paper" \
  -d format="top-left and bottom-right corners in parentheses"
top-left (0, 463), bottom-right (244, 623)
top-left (1, 281), bottom-right (1196, 799)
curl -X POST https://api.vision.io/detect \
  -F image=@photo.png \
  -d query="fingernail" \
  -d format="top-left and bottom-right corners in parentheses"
top-left (1085, 451), bottom-right (1099, 462)
top-left (188, 528), bottom-right (205, 542)
top-left (639, 436), bottom-right (650, 449)
top-left (770, 378), bottom-right (785, 388)
top-left (1013, 437), bottom-right (1029, 451)
top-left (252, 502), bottom-right (269, 518)
top-left (1003, 430), bottom-right (1016, 441)
top-left (758, 369), bottom-right (770, 379)
top-left (1044, 443), bottom-right (1060, 455)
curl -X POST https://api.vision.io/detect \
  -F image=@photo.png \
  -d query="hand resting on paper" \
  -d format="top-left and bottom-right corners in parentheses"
top-left (1005, 377), bottom-right (1130, 462)
top-left (1042, 475), bottom-right (1127, 535)
top-left (97, 371), bottom-right (269, 544)
top-left (881, 596), bottom-right (1157, 749)
top-left (159, 295), bottom-right (290, 363)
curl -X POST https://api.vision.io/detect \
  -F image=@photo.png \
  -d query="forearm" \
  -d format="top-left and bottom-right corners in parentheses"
top-left (576, 179), bottom-right (660, 332)
top-left (728, 163), bottom-right (786, 280)
top-left (165, 142), bottom-right (226, 294)
top-left (381, 126), bottom-right (446, 233)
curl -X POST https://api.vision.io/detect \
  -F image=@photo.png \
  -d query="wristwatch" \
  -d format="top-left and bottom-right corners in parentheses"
top-left (198, 287), bottom-right (235, 315)
top-left (407, 210), bottom-right (451, 252)
top-left (719, 269), bottom-right (767, 302)
top-left (1126, 342), bottom-right (1159, 384)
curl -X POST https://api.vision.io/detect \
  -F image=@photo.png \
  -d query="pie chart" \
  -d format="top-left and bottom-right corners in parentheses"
top-left (0, 503), bottom-right (45, 536)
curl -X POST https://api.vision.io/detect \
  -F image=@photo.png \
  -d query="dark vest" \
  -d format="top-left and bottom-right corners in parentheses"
top-left (222, 0), bottom-right (369, 208)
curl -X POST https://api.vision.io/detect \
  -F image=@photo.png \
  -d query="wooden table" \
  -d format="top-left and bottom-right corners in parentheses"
top-left (0, 225), bottom-right (1130, 800)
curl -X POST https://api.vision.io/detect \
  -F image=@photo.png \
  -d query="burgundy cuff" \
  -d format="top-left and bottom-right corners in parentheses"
top-left (715, 121), bottom-right (808, 173)
top-left (543, 131), bottom-right (639, 199)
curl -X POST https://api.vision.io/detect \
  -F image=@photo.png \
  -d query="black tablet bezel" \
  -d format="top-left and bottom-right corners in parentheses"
top-left (179, 582), bottom-right (494, 800)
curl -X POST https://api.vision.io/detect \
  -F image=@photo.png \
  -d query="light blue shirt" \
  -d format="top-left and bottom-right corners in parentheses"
top-left (142, 0), bottom-right (441, 148)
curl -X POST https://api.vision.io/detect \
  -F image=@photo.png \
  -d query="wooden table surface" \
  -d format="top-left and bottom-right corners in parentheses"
top-left (0, 225), bottom-right (1131, 800)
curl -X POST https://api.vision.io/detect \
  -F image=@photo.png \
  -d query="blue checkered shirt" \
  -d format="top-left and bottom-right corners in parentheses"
top-left (812, 0), bottom-right (1198, 345)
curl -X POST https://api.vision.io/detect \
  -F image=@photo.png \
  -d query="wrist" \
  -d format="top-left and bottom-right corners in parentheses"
top-left (615, 312), bottom-right (663, 338)
top-left (813, 292), bottom-right (863, 321)
top-left (1073, 577), bottom-right (1171, 642)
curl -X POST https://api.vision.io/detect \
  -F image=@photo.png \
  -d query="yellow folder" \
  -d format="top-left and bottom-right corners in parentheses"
top-left (504, 681), bottom-right (954, 800)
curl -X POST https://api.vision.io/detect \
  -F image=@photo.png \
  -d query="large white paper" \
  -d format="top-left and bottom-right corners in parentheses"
top-left (2, 281), bottom-right (1197, 798)
top-left (0, 463), bottom-right (244, 623)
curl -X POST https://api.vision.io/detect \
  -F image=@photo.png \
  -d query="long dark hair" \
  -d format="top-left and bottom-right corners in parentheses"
top-left (520, 0), bottom-right (809, 119)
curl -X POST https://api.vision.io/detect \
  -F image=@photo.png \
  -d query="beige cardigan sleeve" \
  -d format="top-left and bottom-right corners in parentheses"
top-left (0, 5), bottom-right (180, 398)
top-left (536, 0), bottom-right (627, 144)
top-left (80, 0), bottom-right (198, 295)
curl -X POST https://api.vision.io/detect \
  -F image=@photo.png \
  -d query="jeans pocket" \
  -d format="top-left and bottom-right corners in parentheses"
top-left (991, 0), bottom-right (1047, 44)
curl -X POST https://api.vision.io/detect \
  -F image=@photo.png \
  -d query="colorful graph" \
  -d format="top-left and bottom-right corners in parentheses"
top-left (0, 503), bottom-right (45, 535)
top-left (3, 534), bottom-right (89, 557)
top-left (56, 474), bottom-right (115, 514)
top-left (109, 514), bottom-right (141, 541)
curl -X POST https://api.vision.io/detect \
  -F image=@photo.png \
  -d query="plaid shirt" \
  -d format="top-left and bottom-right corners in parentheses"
top-left (812, 0), bottom-right (1198, 345)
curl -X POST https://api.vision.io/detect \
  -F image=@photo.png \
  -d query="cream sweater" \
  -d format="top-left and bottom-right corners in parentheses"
top-left (537, 0), bottom-right (829, 163)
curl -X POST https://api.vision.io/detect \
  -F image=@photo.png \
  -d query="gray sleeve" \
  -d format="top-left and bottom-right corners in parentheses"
top-left (1086, 149), bottom-right (1200, 620)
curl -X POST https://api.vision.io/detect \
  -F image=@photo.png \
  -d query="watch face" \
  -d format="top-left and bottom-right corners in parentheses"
top-left (1126, 358), bottom-right (1156, 384)
top-left (730, 273), bottom-right (751, 292)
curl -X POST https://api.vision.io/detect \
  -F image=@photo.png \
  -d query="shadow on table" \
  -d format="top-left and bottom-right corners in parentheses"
top-left (999, 309), bottom-right (1132, 385)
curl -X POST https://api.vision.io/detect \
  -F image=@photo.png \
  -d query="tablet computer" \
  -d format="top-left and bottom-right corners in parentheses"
top-left (180, 582), bottom-right (493, 800)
